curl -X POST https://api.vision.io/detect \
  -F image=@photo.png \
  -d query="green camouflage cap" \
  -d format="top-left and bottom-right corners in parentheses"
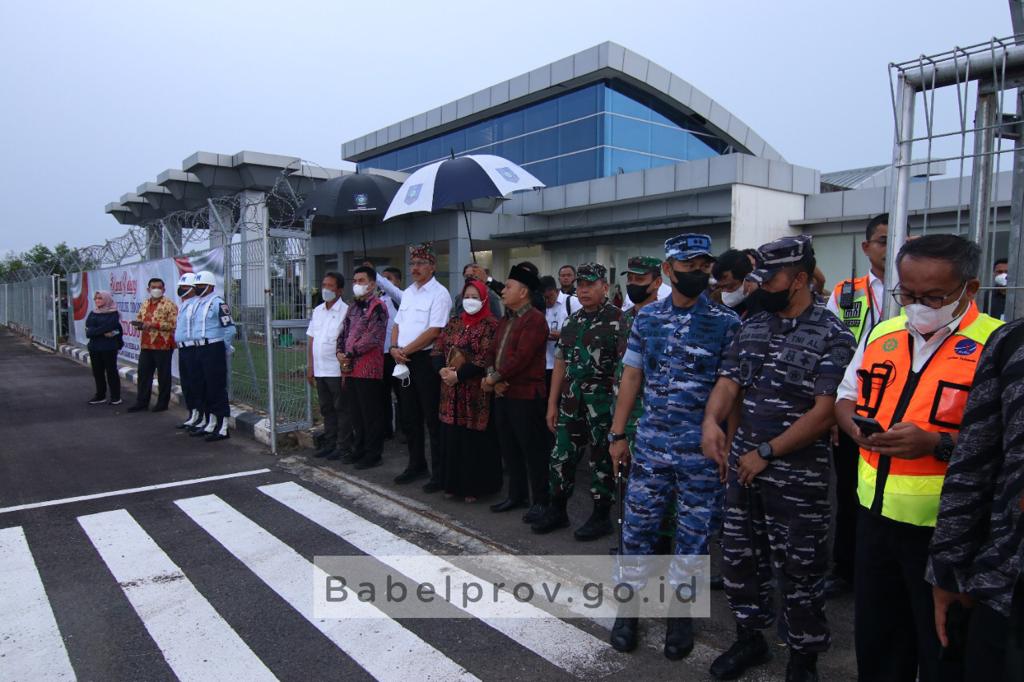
top-left (576, 262), bottom-right (608, 282)
top-left (621, 256), bottom-right (662, 276)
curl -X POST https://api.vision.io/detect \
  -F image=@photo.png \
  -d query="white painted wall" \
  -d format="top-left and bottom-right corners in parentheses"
top-left (730, 184), bottom-right (804, 249)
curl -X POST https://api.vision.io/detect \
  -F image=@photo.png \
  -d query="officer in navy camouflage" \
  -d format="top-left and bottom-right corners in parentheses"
top-left (607, 234), bottom-right (741, 659)
top-left (532, 262), bottom-right (627, 540)
top-left (701, 234), bottom-right (856, 681)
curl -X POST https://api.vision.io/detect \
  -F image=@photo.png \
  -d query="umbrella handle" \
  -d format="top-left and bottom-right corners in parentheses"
top-left (460, 203), bottom-right (476, 263)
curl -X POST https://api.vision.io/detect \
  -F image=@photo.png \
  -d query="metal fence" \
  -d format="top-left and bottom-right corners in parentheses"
top-left (0, 275), bottom-right (60, 349)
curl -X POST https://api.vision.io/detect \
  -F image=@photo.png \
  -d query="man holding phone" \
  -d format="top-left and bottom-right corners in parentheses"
top-left (835, 234), bottom-right (1003, 682)
top-left (128, 277), bottom-right (178, 413)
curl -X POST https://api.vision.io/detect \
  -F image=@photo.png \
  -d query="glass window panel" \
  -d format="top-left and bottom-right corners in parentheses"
top-left (465, 120), bottom-right (496, 150)
top-left (524, 127), bottom-right (559, 162)
top-left (650, 125), bottom-right (688, 160)
top-left (397, 146), bottom-right (418, 170)
top-left (524, 158), bottom-right (557, 186)
top-left (495, 138), bottom-right (524, 164)
top-left (559, 117), bottom-right (599, 153)
top-left (649, 155), bottom-right (676, 169)
top-left (441, 129), bottom-right (465, 156)
top-left (608, 114), bottom-right (651, 153)
top-left (558, 85), bottom-right (598, 123)
top-left (608, 148), bottom-right (652, 175)
top-left (686, 132), bottom-right (718, 160)
top-left (606, 87), bottom-right (650, 120)
top-left (419, 136), bottom-right (445, 164)
top-left (497, 110), bottom-right (524, 140)
top-left (558, 149), bottom-right (600, 185)
top-left (525, 98), bottom-right (558, 132)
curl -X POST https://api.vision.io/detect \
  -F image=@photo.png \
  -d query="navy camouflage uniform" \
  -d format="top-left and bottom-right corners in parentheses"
top-left (549, 263), bottom-right (626, 506)
top-left (619, 236), bottom-right (741, 588)
top-left (718, 235), bottom-right (856, 654)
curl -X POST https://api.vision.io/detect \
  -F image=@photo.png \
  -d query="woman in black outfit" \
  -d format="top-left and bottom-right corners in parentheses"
top-left (85, 290), bottom-right (123, 405)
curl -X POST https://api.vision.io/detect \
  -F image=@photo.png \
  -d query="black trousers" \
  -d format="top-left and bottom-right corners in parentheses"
top-left (833, 431), bottom-right (860, 582)
top-left (382, 352), bottom-right (403, 438)
top-left (494, 396), bottom-right (550, 506)
top-left (397, 350), bottom-right (442, 477)
top-left (178, 346), bottom-right (200, 412)
top-left (136, 348), bottom-right (173, 408)
top-left (315, 377), bottom-right (354, 454)
top-left (855, 509), bottom-right (940, 682)
top-left (349, 377), bottom-right (385, 462)
top-left (195, 342), bottom-right (229, 418)
top-left (952, 579), bottom-right (1024, 681)
top-left (89, 349), bottom-right (120, 400)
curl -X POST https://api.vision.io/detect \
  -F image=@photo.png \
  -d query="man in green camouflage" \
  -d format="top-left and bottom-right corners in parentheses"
top-left (618, 256), bottom-right (663, 446)
top-left (532, 262), bottom-right (627, 540)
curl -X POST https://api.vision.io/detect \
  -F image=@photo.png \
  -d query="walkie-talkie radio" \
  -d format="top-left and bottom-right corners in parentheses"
top-left (839, 279), bottom-right (856, 309)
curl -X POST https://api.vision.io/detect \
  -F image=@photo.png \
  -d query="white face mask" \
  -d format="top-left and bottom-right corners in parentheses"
top-left (721, 287), bottom-right (748, 308)
top-left (149, 288), bottom-right (164, 299)
top-left (904, 284), bottom-right (967, 335)
top-left (392, 362), bottom-right (411, 388)
top-left (462, 298), bottom-right (484, 315)
top-left (321, 288), bottom-right (337, 302)
top-left (994, 272), bottom-right (1009, 287)
top-left (352, 283), bottom-right (370, 298)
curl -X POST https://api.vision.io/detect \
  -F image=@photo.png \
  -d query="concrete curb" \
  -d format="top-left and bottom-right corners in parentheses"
top-left (58, 343), bottom-right (276, 447)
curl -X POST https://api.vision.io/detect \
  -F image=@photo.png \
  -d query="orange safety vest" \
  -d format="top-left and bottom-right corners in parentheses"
top-left (854, 302), bottom-right (1003, 527)
top-left (832, 275), bottom-right (877, 343)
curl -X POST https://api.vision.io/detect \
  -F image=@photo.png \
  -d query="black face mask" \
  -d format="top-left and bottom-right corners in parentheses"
top-left (670, 270), bottom-right (709, 298)
top-left (755, 286), bottom-right (792, 313)
top-left (626, 283), bottom-right (653, 305)
top-left (177, 287), bottom-right (190, 297)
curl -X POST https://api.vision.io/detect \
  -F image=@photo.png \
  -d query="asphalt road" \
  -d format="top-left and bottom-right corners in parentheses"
top-left (0, 329), bottom-right (857, 681)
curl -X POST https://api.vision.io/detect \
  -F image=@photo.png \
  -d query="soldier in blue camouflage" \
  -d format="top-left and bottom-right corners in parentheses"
top-left (701, 235), bottom-right (856, 682)
top-left (532, 262), bottom-right (627, 540)
top-left (606, 235), bottom-right (741, 660)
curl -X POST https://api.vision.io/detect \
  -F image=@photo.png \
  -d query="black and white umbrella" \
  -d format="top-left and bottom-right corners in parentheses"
top-left (383, 154), bottom-right (545, 260)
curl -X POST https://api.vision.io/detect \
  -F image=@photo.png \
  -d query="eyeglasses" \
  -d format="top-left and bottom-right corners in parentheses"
top-left (890, 281), bottom-right (967, 309)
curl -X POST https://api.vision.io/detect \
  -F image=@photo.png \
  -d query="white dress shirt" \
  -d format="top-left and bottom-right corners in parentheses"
top-left (621, 281), bottom-right (673, 312)
top-left (376, 276), bottom-right (404, 353)
top-left (836, 305), bottom-right (970, 403)
top-left (394, 276), bottom-right (452, 350)
top-left (308, 299), bottom-right (348, 377)
top-left (544, 301), bottom-right (569, 370)
top-left (557, 291), bottom-right (583, 315)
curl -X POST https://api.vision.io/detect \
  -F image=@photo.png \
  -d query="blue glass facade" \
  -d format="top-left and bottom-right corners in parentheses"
top-left (356, 82), bottom-right (734, 187)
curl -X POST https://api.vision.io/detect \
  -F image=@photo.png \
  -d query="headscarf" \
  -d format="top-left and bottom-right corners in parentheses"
top-left (93, 290), bottom-right (118, 314)
top-left (460, 279), bottom-right (492, 328)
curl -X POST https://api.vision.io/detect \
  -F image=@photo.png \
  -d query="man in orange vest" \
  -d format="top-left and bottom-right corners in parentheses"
top-left (825, 213), bottom-right (889, 596)
top-left (835, 234), bottom-right (1003, 682)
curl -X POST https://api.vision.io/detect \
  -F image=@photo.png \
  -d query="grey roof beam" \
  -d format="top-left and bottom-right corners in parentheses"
top-left (137, 182), bottom-right (185, 213)
top-left (157, 168), bottom-right (210, 210)
top-left (182, 151), bottom-right (244, 197)
top-left (105, 202), bottom-right (141, 225)
top-left (119, 192), bottom-right (162, 221)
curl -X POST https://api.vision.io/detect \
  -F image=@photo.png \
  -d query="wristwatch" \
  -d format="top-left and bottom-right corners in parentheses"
top-left (933, 432), bottom-right (955, 462)
top-left (757, 442), bottom-right (775, 461)
top-left (608, 432), bottom-right (627, 444)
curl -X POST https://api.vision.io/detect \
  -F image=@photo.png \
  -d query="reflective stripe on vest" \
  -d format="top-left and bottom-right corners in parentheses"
top-left (832, 275), bottom-right (872, 342)
top-left (854, 303), bottom-right (1003, 526)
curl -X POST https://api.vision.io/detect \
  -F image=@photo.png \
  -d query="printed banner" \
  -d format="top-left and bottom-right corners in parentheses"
top-left (69, 248), bottom-right (224, 376)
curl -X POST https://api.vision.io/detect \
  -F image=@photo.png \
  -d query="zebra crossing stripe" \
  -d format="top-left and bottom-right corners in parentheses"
top-left (77, 509), bottom-right (276, 682)
top-left (174, 494), bottom-right (479, 682)
top-left (0, 526), bottom-right (76, 681)
top-left (258, 481), bottom-right (622, 678)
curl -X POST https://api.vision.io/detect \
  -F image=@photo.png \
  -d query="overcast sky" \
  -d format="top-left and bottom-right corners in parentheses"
top-left (0, 0), bottom-right (1013, 255)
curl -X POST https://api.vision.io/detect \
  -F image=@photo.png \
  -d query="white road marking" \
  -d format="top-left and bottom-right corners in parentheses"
top-left (0, 469), bottom-right (272, 514)
top-left (77, 509), bottom-right (276, 682)
top-left (259, 481), bottom-right (621, 678)
top-left (175, 494), bottom-right (478, 682)
top-left (0, 526), bottom-right (76, 681)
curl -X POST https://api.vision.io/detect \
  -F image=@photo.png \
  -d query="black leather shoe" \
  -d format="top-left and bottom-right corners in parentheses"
top-left (313, 446), bottom-right (334, 459)
top-left (325, 450), bottom-right (342, 461)
top-left (664, 617), bottom-right (694, 660)
top-left (609, 616), bottom-right (639, 653)
top-left (710, 628), bottom-right (772, 680)
top-left (573, 504), bottom-right (613, 541)
top-left (205, 431), bottom-right (230, 442)
top-left (189, 426), bottom-right (211, 437)
top-left (394, 468), bottom-right (428, 485)
top-left (422, 480), bottom-right (443, 494)
top-left (151, 404), bottom-right (168, 413)
top-left (785, 650), bottom-right (818, 682)
top-left (340, 451), bottom-right (361, 464)
top-left (354, 457), bottom-right (382, 470)
top-left (710, 573), bottom-right (725, 590)
top-left (126, 404), bottom-right (148, 413)
top-left (823, 574), bottom-right (852, 599)
top-left (531, 500), bottom-right (570, 534)
top-left (490, 498), bottom-right (528, 513)
top-left (521, 503), bottom-right (546, 524)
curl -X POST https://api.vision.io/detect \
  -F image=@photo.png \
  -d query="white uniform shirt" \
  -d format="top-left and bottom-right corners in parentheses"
top-left (557, 291), bottom-right (583, 316)
top-left (307, 300), bottom-right (348, 377)
top-left (376, 276), bottom-right (404, 353)
top-left (543, 301), bottom-right (569, 370)
top-left (394, 277), bottom-right (452, 350)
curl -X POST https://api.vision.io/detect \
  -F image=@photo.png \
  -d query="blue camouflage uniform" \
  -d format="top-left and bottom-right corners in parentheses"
top-left (190, 291), bottom-right (235, 425)
top-left (174, 294), bottom-right (200, 417)
top-left (717, 235), bottom-right (856, 654)
top-left (618, 235), bottom-right (740, 588)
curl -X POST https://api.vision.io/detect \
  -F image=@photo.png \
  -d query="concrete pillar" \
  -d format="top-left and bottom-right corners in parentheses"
top-left (595, 244), bottom-right (613, 271)
top-left (145, 225), bottom-right (162, 261)
top-left (448, 235), bottom-right (472, 299)
top-left (491, 247), bottom-right (510, 281)
top-left (237, 190), bottom-right (268, 309)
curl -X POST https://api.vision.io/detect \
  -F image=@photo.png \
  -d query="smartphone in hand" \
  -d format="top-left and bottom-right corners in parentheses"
top-left (130, 321), bottom-right (144, 330)
top-left (852, 414), bottom-right (886, 437)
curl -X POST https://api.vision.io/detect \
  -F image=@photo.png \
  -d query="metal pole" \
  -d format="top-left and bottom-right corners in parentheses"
top-left (303, 215), bottom-right (314, 427)
top-left (263, 223), bottom-right (278, 455)
top-left (885, 74), bottom-right (917, 320)
top-left (1006, 3), bottom-right (1024, 320)
top-left (51, 275), bottom-right (58, 349)
top-left (969, 92), bottom-right (998, 299)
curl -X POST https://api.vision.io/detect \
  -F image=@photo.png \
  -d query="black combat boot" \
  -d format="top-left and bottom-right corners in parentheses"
top-left (785, 650), bottom-right (818, 682)
top-left (573, 502), bottom-right (613, 541)
top-left (531, 498), bottom-right (570, 534)
top-left (609, 603), bottom-right (639, 653)
top-left (709, 625), bottom-right (772, 680)
top-left (664, 616), bottom-right (694, 660)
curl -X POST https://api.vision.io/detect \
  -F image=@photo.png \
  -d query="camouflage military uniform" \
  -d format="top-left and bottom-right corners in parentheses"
top-left (549, 271), bottom-right (626, 505)
top-left (614, 256), bottom-right (663, 445)
top-left (717, 236), bottom-right (856, 655)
